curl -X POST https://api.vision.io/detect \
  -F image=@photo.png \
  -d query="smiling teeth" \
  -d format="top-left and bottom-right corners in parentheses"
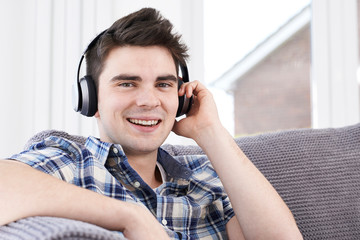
top-left (129, 119), bottom-right (159, 126)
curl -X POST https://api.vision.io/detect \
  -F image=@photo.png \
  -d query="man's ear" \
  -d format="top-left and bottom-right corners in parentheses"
top-left (94, 111), bottom-right (100, 118)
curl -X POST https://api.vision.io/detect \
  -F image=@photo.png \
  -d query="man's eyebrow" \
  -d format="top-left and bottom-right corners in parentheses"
top-left (157, 75), bottom-right (177, 81)
top-left (110, 74), bottom-right (141, 82)
top-left (110, 74), bottom-right (177, 82)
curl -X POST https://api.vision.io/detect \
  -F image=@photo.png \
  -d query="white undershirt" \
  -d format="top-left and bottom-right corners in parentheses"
top-left (155, 162), bottom-right (166, 187)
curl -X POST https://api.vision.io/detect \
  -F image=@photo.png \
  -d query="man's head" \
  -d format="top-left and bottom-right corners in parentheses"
top-left (86, 7), bottom-right (189, 90)
top-left (87, 8), bottom-right (190, 157)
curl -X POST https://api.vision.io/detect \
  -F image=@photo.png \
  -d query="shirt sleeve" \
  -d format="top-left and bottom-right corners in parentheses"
top-left (201, 156), bottom-right (235, 225)
top-left (8, 136), bottom-right (80, 182)
top-left (222, 191), bottom-right (235, 224)
top-left (185, 154), bottom-right (236, 226)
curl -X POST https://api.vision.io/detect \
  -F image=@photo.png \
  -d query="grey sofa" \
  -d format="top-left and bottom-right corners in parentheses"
top-left (1, 123), bottom-right (360, 239)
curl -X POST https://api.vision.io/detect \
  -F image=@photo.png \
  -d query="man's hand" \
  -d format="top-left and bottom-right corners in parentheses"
top-left (172, 80), bottom-right (221, 143)
top-left (122, 203), bottom-right (170, 240)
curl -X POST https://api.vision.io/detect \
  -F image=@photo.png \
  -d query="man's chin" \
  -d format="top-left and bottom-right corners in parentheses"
top-left (123, 139), bottom-right (165, 155)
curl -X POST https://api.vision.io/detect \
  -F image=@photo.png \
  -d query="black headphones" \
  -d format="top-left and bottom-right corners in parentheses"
top-left (72, 29), bottom-right (192, 117)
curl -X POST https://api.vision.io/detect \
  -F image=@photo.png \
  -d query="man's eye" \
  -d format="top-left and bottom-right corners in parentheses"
top-left (157, 83), bottom-right (172, 88)
top-left (119, 82), bottom-right (134, 87)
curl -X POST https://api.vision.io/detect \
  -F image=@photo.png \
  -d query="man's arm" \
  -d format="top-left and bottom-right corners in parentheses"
top-left (173, 81), bottom-right (303, 239)
top-left (0, 160), bottom-right (170, 240)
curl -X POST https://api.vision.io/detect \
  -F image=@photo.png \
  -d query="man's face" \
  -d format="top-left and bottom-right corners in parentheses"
top-left (95, 45), bottom-right (178, 157)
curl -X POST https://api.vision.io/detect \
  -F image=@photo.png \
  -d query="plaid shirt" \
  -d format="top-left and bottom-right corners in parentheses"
top-left (10, 135), bottom-right (234, 239)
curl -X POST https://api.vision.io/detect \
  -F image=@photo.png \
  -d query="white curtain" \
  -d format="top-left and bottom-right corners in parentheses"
top-left (0, 0), bottom-right (204, 157)
top-left (311, 0), bottom-right (359, 128)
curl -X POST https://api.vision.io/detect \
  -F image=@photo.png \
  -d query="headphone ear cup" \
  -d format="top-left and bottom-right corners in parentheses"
top-left (177, 97), bottom-right (185, 118)
top-left (176, 79), bottom-right (192, 117)
top-left (79, 76), bottom-right (98, 117)
top-left (72, 81), bottom-right (81, 113)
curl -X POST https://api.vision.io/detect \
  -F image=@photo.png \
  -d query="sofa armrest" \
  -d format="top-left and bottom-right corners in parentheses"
top-left (0, 216), bottom-right (126, 240)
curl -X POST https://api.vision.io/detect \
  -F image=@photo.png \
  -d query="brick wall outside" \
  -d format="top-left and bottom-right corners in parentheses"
top-left (233, 26), bottom-right (311, 135)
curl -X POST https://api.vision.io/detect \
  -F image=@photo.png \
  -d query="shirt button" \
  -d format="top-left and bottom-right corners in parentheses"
top-left (161, 219), bottom-right (167, 226)
top-left (113, 148), bottom-right (118, 154)
top-left (133, 181), bottom-right (140, 188)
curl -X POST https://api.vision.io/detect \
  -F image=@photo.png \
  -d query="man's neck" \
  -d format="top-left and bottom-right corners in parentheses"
top-left (126, 151), bottom-right (163, 189)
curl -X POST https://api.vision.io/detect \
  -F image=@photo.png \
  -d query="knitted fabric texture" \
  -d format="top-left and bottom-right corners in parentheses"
top-left (3, 123), bottom-right (360, 239)
top-left (0, 217), bottom-right (124, 240)
top-left (165, 124), bottom-right (360, 239)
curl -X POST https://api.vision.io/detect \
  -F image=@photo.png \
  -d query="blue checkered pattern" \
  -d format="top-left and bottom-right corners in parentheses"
top-left (10, 136), bottom-right (234, 239)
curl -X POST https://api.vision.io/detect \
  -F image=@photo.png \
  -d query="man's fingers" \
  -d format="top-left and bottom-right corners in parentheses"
top-left (180, 80), bottom-right (203, 98)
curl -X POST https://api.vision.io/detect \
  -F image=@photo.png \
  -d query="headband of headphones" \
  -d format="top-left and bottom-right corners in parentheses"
top-left (75, 29), bottom-right (108, 88)
top-left (72, 29), bottom-right (192, 117)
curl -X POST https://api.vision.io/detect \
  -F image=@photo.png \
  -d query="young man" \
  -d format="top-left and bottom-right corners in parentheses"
top-left (0, 8), bottom-right (302, 239)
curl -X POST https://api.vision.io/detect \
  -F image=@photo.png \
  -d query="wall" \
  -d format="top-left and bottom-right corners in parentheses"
top-left (234, 26), bottom-right (311, 135)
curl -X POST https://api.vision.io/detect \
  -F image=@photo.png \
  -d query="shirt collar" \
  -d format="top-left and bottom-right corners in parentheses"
top-left (85, 136), bottom-right (123, 165)
top-left (158, 148), bottom-right (192, 180)
top-left (85, 136), bottom-right (192, 180)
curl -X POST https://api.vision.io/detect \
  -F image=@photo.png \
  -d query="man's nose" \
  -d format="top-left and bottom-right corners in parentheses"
top-left (136, 88), bottom-right (161, 108)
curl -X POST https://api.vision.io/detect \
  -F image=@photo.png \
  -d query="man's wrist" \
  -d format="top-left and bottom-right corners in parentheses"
top-left (195, 125), bottom-right (229, 150)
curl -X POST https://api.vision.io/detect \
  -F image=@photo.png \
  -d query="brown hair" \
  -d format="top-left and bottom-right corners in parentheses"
top-left (85, 7), bottom-right (189, 89)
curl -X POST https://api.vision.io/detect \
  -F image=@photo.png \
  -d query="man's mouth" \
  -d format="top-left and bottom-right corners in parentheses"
top-left (128, 118), bottom-right (160, 127)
